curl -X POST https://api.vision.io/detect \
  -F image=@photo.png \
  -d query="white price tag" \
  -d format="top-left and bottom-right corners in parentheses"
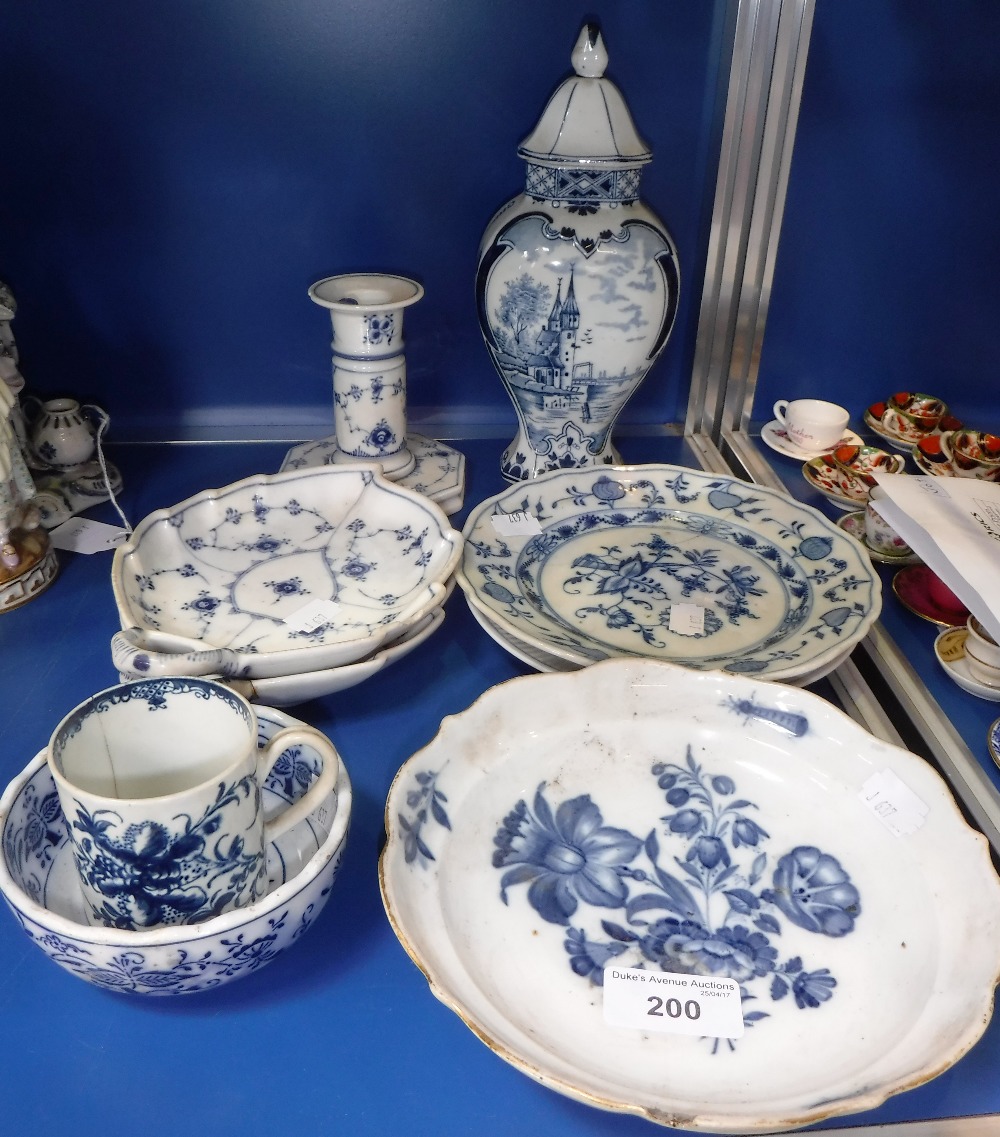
top-left (283, 598), bottom-right (340, 633)
top-left (48, 518), bottom-right (129, 554)
top-left (669, 602), bottom-right (705, 637)
top-left (491, 509), bottom-right (542, 537)
top-left (859, 769), bottom-right (929, 837)
top-left (603, 967), bottom-right (743, 1039)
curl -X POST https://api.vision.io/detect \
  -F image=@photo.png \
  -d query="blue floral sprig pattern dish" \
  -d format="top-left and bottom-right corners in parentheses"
top-left (380, 659), bottom-right (1000, 1132)
top-left (492, 750), bottom-right (859, 1053)
top-left (456, 464), bottom-right (880, 683)
top-left (0, 708), bottom-right (351, 995)
top-left (111, 465), bottom-right (461, 679)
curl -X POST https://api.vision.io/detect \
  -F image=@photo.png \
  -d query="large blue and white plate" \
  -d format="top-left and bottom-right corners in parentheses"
top-left (380, 660), bottom-right (1000, 1132)
top-left (457, 465), bottom-right (880, 682)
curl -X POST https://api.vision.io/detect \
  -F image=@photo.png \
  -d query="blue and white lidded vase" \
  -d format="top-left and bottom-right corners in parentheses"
top-left (477, 23), bottom-right (680, 482)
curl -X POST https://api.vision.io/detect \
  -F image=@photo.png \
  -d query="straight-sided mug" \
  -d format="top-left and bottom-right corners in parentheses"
top-left (773, 399), bottom-right (849, 454)
top-left (48, 677), bottom-right (338, 930)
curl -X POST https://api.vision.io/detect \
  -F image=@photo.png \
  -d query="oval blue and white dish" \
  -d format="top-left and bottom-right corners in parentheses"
top-left (112, 465), bottom-right (461, 680)
top-left (457, 464), bottom-right (880, 682)
top-left (0, 707), bottom-right (351, 995)
top-left (380, 659), bottom-right (1000, 1132)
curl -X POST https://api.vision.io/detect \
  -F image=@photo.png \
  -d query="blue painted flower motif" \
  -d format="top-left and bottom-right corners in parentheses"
top-left (269, 745), bottom-right (318, 799)
top-left (591, 475), bottom-right (626, 502)
top-left (485, 750), bottom-right (861, 1051)
top-left (69, 776), bottom-right (260, 929)
top-left (639, 917), bottom-right (779, 984)
top-left (365, 421), bottom-right (397, 451)
top-left (792, 967), bottom-right (837, 1008)
top-left (493, 786), bottom-right (642, 925)
top-left (764, 846), bottom-right (860, 936)
top-left (483, 580), bottom-right (516, 605)
top-left (342, 557), bottom-right (372, 579)
top-left (183, 592), bottom-right (221, 615)
top-left (266, 577), bottom-right (306, 598)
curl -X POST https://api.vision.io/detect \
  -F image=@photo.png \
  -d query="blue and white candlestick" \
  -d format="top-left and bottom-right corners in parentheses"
top-left (308, 273), bottom-right (421, 479)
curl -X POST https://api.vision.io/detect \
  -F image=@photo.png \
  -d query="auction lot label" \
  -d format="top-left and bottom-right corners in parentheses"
top-left (603, 966), bottom-right (744, 1039)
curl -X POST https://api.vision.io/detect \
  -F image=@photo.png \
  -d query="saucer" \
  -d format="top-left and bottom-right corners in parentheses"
top-left (892, 565), bottom-right (970, 627)
top-left (934, 627), bottom-right (1000, 702)
top-left (760, 421), bottom-right (862, 461)
top-left (835, 511), bottom-right (920, 565)
top-left (910, 446), bottom-right (954, 478)
top-left (864, 404), bottom-right (963, 454)
top-left (988, 717), bottom-right (1000, 766)
top-left (864, 408), bottom-right (921, 453)
top-left (801, 455), bottom-right (866, 510)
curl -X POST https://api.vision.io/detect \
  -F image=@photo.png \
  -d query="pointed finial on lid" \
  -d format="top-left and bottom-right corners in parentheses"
top-left (571, 22), bottom-right (608, 78)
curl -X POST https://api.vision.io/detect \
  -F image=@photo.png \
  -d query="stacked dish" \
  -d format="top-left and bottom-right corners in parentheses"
top-left (381, 659), bottom-right (1000, 1132)
top-left (111, 465), bottom-right (462, 702)
top-left (457, 465), bottom-right (880, 684)
top-left (0, 707), bottom-right (352, 994)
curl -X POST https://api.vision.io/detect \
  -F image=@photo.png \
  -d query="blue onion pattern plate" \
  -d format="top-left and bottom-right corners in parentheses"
top-left (380, 660), bottom-right (1000, 1132)
top-left (456, 465), bottom-right (880, 682)
top-left (0, 708), bottom-right (351, 995)
top-left (112, 465), bottom-right (461, 679)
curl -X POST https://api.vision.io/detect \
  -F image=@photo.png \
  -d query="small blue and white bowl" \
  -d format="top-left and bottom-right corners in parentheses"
top-left (0, 707), bottom-right (351, 995)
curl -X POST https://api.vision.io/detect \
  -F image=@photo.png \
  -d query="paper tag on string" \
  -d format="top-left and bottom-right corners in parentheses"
top-left (48, 518), bottom-right (129, 554)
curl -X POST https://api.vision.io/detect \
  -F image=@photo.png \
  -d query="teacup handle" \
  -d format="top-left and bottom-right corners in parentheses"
top-left (257, 727), bottom-right (341, 842)
top-left (773, 400), bottom-right (789, 424)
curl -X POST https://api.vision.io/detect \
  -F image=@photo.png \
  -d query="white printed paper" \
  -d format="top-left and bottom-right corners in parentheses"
top-left (603, 966), bottom-right (744, 1039)
top-left (283, 597), bottom-right (340, 632)
top-left (859, 768), bottom-right (929, 837)
top-left (669, 603), bottom-right (705, 637)
top-left (48, 518), bottom-right (129, 554)
top-left (871, 474), bottom-right (1000, 642)
top-left (491, 509), bottom-right (542, 537)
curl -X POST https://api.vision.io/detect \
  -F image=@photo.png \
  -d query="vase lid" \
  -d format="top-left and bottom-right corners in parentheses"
top-left (518, 23), bottom-right (652, 171)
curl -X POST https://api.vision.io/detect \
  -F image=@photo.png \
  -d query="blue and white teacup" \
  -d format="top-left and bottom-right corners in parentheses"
top-left (48, 678), bottom-right (337, 930)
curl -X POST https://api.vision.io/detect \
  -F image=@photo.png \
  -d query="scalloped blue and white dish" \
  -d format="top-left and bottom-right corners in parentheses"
top-left (380, 659), bottom-right (1000, 1132)
top-left (456, 464), bottom-right (880, 683)
top-left (111, 464), bottom-right (461, 680)
top-left (0, 707), bottom-right (351, 995)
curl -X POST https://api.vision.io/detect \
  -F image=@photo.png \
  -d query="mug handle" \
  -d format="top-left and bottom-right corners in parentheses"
top-left (773, 400), bottom-right (789, 424)
top-left (257, 727), bottom-right (341, 843)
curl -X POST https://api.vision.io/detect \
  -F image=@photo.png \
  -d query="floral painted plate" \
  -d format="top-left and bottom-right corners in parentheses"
top-left (457, 464), bottom-right (880, 683)
top-left (380, 660), bottom-right (1000, 1132)
top-left (111, 465), bottom-right (461, 679)
top-left (468, 594), bottom-right (854, 687)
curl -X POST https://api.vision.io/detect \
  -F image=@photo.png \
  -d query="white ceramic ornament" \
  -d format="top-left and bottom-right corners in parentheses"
top-left (477, 24), bottom-right (680, 481)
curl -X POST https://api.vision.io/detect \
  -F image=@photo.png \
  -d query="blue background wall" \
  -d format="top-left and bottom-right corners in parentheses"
top-left (1, 1), bottom-right (727, 439)
top-left (757, 0), bottom-right (1000, 431)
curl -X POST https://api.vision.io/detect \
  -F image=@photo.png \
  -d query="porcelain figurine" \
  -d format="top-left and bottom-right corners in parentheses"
top-left (477, 23), bottom-right (680, 481)
top-left (0, 380), bottom-right (58, 610)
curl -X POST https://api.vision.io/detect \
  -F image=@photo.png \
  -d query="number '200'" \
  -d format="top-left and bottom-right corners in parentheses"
top-left (647, 996), bottom-right (701, 1020)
